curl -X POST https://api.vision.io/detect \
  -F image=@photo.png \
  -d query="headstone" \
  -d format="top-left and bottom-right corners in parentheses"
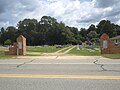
top-left (77, 44), bottom-right (80, 50)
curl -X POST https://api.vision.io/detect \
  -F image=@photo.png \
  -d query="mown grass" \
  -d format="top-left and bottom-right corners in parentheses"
top-left (27, 46), bottom-right (61, 53)
top-left (68, 46), bottom-right (120, 59)
top-left (102, 54), bottom-right (120, 59)
top-left (68, 47), bottom-right (101, 56)
top-left (0, 46), bottom-right (120, 59)
top-left (0, 47), bottom-right (16, 59)
top-left (58, 46), bottom-right (72, 53)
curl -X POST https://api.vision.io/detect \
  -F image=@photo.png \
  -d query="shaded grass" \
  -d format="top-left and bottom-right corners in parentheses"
top-left (27, 46), bottom-right (61, 53)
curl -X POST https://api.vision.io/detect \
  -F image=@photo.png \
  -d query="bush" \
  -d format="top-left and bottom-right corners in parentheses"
top-left (4, 39), bottom-right (12, 45)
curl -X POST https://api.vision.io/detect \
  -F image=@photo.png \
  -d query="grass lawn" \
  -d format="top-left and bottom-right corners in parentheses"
top-left (68, 46), bottom-right (120, 59)
top-left (102, 54), bottom-right (120, 59)
top-left (58, 46), bottom-right (72, 53)
top-left (0, 47), bottom-right (16, 59)
top-left (0, 46), bottom-right (120, 59)
top-left (27, 46), bottom-right (61, 53)
top-left (68, 46), bottom-right (101, 56)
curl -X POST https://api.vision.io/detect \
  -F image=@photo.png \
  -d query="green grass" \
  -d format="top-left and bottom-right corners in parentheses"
top-left (27, 46), bottom-right (61, 53)
top-left (102, 54), bottom-right (120, 59)
top-left (26, 54), bottom-right (42, 56)
top-left (0, 46), bottom-right (120, 59)
top-left (0, 47), bottom-right (16, 59)
top-left (58, 46), bottom-right (72, 53)
top-left (69, 46), bottom-right (120, 59)
top-left (69, 47), bottom-right (101, 56)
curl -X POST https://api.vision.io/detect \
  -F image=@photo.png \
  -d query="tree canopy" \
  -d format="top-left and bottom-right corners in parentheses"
top-left (0, 16), bottom-right (120, 46)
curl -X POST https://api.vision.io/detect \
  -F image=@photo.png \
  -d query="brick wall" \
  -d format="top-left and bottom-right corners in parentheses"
top-left (9, 35), bottom-right (26, 55)
top-left (100, 33), bottom-right (120, 54)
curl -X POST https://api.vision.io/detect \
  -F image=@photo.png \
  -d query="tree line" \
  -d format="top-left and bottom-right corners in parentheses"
top-left (0, 16), bottom-right (120, 46)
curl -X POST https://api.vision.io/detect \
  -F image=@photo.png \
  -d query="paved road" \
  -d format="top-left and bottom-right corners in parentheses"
top-left (0, 78), bottom-right (120, 90)
top-left (0, 56), bottom-right (120, 90)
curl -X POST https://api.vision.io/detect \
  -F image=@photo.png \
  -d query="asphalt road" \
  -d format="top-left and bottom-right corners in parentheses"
top-left (0, 78), bottom-right (120, 90)
top-left (0, 56), bottom-right (120, 90)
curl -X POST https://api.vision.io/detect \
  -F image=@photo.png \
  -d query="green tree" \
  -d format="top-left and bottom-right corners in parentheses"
top-left (87, 31), bottom-right (98, 39)
top-left (0, 26), bottom-right (16, 45)
top-left (17, 19), bottom-right (38, 45)
top-left (0, 27), bottom-right (5, 34)
top-left (79, 28), bottom-right (87, 41)
top-left (0, 27), bottom-right (5, 44)
top-left (6, 26), bottom-right (16, 43)
top-left (87, 24), bottom-right (96, 34)
top-left (68, 27), bottom-right (80, 44)
top-left (4, 39), bottom-right (12, 45)
top-left (37, 16), bottom-right (57, 45)
top-left (96, 20), bottom-right (115, 37)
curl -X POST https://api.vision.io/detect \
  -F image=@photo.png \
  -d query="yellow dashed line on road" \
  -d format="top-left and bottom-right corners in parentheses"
top-left (0, 74), bottom-right (120, 79)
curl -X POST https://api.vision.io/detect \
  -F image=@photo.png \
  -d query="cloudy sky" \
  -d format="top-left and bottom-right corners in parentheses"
top-left (0, 0), bottom-right (120, 29)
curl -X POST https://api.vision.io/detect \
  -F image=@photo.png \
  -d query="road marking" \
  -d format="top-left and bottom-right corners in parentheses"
top-left (0, 63), bottom-right (120, 65)
top-left (0, 74), bottom-right (120, 79)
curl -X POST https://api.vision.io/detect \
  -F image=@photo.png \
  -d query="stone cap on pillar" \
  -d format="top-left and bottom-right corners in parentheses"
top-left (100, 33), bottom-right (109, 40)
top-left (17, 35), bottom-right (26, 42)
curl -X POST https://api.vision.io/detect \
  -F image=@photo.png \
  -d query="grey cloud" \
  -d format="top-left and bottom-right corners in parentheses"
top-left (80, 0), bottom-right (92, 2)
top-left (0, 0), bottom-right (8, 14)
top-left (77, 12), bottom-right (102, 24)
top-left (94, 0), bottom-right (119, 8)
top-left (106, 16), bottom-right (120, 23)
top-left (104, 10), bottom-right (120, 23)
top-left (77, 18), bottom-right (94, 23)
top-left (106, 9), bottom-right (120, 17)
top-left (103, 2), bottom-right (120, 22)
top-left (19, 0), bottom-right (41, 12)
top-left (0, 0), bottom-right (120, 29)
top-left (0, 0), bottom-right (37, 14)
top-left (0, 6), bottom-right (4, 14)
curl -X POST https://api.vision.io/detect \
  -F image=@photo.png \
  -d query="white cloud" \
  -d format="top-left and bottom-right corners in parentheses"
top-left (0, 0), bottom-right (120, 29)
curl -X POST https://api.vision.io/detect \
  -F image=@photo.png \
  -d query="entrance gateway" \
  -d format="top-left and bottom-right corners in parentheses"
top-left (100, 33), bottom-right (120, 54)
top-left (9, 35), bottom-right (26, 55)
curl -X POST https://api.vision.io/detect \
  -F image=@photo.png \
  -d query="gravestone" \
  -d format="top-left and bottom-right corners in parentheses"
top-left (100, 33), bottom-right (120, 54)
top-left (9, 35), bottom-right (26, 55)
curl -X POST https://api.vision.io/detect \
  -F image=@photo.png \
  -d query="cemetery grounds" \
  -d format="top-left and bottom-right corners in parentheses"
top-left (0, 45), bottom-right (120, 59)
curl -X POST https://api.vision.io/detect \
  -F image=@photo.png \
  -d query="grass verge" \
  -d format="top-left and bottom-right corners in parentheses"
top-left (102, 54), bottom-right (120, 59)
top-left (68, 46), bottom-right (101, 56)
top-left (27, 46), bottom-right (61, 53)
top-left (0, 51), bottom-right (16, 59)
top-left (0, 47), bottom-right (16, 59)
top-left (68, 46), bottom-right (120, 59)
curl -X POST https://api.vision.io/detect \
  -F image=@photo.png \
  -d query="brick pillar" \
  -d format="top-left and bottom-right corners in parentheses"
top-left (17, 35), bottom-right (26, 55)
top-left (100, 33), bottom-right (120, 54)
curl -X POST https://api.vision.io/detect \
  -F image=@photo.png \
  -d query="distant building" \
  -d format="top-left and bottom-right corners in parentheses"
top-left (111, 35), bottom-right (120, 45)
